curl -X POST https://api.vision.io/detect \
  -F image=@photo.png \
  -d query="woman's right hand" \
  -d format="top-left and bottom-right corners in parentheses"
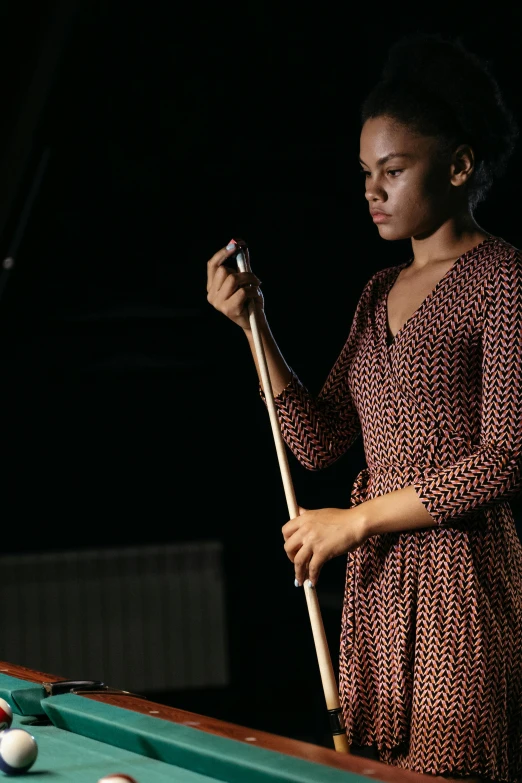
top-left (206, 240), bottom-right (264, 331)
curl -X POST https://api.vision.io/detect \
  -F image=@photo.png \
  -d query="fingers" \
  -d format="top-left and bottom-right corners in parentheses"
top-left (207, 246), bottom-right (234, 293)
top-left (207, 240), bottom-right (237, 269)
top-left (291, 545), bottom-right (324, 587)
top-left (283, 526), bottom-right (314, 585)
top-left (207, 265), bottom-right (252, 317)
top-left (307, 553), bottom-right (324, 587)
top-left (282, 509), bottom-right (321, 587)
top-left (282, 518), bottom-right (300, 541)
top-left (206, 262), bottom-right (233, 299)
top-left (216, 287), bottom-right (250, 320)
top-left (281, 507), bottom-right (308, 541)
top-left (206, 241), bottom-right (239, 293)
top-left (292, 544), bottom-right (312, 587)
top-left (236, 271), bottom-right (262, 290)
top-left (206, 240), bottom-right (263, 327)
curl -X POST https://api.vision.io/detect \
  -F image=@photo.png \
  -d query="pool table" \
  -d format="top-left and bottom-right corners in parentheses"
top-left (0, 660), bottom-right (437, 782)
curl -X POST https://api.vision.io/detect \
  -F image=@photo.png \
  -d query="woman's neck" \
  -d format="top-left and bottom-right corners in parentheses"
top-left (409, 216), bottom-right (490, 269)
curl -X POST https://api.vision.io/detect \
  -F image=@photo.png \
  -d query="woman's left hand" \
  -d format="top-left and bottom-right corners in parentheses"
top-left (282, 506), bottom-right (368, 587)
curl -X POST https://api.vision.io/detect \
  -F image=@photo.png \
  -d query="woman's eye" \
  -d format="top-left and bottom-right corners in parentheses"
top-left (359, 169), bottom-right (402, 179)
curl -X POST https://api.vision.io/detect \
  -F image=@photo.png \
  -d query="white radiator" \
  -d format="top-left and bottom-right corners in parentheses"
top-left (0, 541), bottom-right (229, 693)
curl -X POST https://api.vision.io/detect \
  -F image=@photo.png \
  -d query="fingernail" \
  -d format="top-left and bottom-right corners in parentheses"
top-left (294, 578), bottom-right (301, 587)
top-left (226, 240), bottom-right (236, 251)
top-left (306, 580), bottom-right (314, 589)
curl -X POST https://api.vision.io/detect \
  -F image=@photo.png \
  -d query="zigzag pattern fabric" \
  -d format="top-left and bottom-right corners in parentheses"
top-left (267, 236), bottom-right (522, 781)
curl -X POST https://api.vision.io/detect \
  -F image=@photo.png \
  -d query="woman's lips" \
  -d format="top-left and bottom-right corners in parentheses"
top-left (371, 210), bottom-right (391, 223)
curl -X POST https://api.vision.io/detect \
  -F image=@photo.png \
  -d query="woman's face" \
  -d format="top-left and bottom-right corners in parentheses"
top-left (359, 115), bottom-right (454, 240)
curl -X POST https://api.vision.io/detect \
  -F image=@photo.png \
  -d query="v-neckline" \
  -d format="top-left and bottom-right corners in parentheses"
top-left (384, 235), bottom-right (495, 349)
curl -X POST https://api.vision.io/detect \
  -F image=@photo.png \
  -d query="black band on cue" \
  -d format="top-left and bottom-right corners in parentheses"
top-left (327, 707), bottom-right (346, 735)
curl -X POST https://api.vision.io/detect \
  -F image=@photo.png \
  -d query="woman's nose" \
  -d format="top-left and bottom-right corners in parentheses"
top-left (365, 181), bottom-right (386, 203)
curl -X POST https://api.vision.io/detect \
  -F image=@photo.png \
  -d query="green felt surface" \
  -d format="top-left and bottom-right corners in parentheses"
top-left (41, 694), bottom-right (368, 782)
top-left (12, 713), bottom-right (216, 782)
top-left (0, 672), bottom-right (46, 716)
top-left (0, 673), bottom-right (373, 783)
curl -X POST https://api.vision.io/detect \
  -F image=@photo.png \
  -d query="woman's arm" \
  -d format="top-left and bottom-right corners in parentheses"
top-left (207, 240), bottom-right (368, 470)
top-left (206, 240), bottom-right (293, 394)
top-left (243, 316), bottom-right (293, 398)
top-left (258, 276), bottom-right (379, 471)
top-left (283, 489), bottom-right (435, 586)
top-left (409, 251), bottom-right (522, 525)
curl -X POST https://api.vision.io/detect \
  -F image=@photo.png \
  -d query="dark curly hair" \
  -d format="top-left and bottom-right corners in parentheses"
top-left (361, 33), bottom-right (519, 209)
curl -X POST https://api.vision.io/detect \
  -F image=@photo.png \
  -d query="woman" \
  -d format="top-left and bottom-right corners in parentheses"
top-left (206, 32), bottom-right (522, 783)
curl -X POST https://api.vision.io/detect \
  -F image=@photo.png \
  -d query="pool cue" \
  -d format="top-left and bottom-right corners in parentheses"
top-left (234, 240), bottom-right (350, 754)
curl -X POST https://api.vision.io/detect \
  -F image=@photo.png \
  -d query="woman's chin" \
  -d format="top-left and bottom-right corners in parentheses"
top-left (375, 223), bottom-right (408, 241)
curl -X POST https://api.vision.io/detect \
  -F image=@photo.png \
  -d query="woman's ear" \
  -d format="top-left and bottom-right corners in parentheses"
top-left (450, 144), bottom-right (475, 187)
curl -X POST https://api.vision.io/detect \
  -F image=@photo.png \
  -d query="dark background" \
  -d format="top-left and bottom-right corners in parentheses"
top-left (0, 0), bottom-right (521, 748)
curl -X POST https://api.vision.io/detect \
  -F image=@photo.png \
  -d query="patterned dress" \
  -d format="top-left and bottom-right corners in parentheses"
top-left (269, 235), bottom-right (522, 781)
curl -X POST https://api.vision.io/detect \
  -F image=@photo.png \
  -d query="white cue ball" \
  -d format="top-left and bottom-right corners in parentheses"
top-left (0, 699), bottom-right (12, 731)
top-left (0, 728), bottom-right (38, 774)
top-left (97, 776), bottom-right (139, 783)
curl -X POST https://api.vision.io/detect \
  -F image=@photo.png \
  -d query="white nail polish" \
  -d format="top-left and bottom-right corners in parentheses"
top-left (306, 580), bottom-right (313, 589)
top-left (226, 242), bottom-right (236, 250)
top-left (294, 578), bottom-right (300, 587)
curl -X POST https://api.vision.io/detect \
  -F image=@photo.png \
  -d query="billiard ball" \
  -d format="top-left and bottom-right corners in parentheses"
top-left (97, 776), bottom-right (138, 783)
top-left (0, 728), bottom-right (38, 774)
top-left (0, 700), bottom-right (12, 731)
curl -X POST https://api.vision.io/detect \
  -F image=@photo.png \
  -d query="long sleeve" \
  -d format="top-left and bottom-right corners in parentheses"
top-left (262, 277), bottom-right (377, 471)
top-left (413, 251), bottom-right (522, 524)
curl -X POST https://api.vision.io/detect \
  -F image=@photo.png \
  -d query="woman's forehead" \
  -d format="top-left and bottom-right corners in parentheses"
top-left (359, 116), bottom-right (435, 164)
